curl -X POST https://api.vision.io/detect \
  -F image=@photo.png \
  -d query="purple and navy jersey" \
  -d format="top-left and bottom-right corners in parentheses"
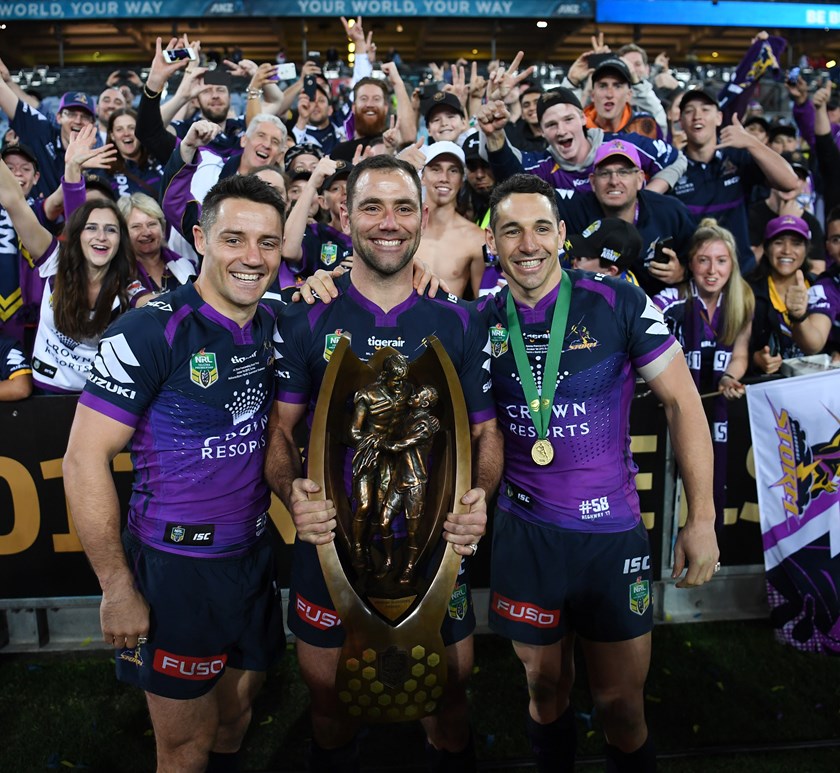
top-left (79, 283), bottom-right (277, 556)
top-left (297, 223), bottom-right (353, 277)
top-left (107, 156), bottom-right (165, 201)
top-left (671, 148), bottom-right (762, 274)
top-left (489, 130), bottom-right (681, 201)
top-left (0, 334), bottom-right (30, 381)
top-left (808, 273), bottom-right (840, 349)
top-left (274, 272), bottom-right (495, 427)
top-left (9, 101), bottom-right (64, 198)
top-left (476, 272), bottom-right (677, 532)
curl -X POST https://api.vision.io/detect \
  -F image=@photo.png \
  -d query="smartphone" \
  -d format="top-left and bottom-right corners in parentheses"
top-left (588, 52), bottom-right (616, 70)
top-left (303, 74), bottom-right (318, 100)
top-left (371, 64), bottom-right (387, 81)
top-left (162, 48), bottom-right (197, 65)
top-left (653, 236), bottom-right (674, 264)
top-left (270, 63), bottom-right (297, 82)
top-left (323, 68), bottom-right (340, 80)
top-left (307, 50), bottom-right (321, 67)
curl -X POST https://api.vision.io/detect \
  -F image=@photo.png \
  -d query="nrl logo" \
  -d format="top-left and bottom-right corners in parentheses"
top-left (190, 350), bottom-right (218, 389)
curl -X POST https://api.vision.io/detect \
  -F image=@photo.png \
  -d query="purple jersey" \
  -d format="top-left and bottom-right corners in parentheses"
top-left (79, 283), bottom-right (277, 556)
top-left (274, 273), bottom-right (495, 427)
top-left (476, 272), bottom-right (676, 532)
top-left (809, 273), bottom-right (840, 349)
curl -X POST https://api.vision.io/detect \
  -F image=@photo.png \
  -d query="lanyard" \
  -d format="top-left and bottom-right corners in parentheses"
top-left (505, 272), bottom-right (572, 463)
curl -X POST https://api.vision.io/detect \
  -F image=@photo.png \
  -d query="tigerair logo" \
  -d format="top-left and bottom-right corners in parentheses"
top-left (190, 350), bottom-right (218, 389)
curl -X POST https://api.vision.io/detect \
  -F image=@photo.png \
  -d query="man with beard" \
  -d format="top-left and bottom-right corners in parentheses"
top-left (265, 154), bottom-right (501, 772)
top-left (414, 141), bottom-right (485, 298)
top-left (136, 37), bottom-right (246, 166)
top-left (331, 64), bottom-right (415, 162)
top-left (475, 89), bottom-right (685, 201)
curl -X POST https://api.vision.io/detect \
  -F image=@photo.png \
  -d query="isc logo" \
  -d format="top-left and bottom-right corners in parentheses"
top-left (623, 556), bottom-right (651, 574)
top-left (194, 532), bottom-right (211, 541)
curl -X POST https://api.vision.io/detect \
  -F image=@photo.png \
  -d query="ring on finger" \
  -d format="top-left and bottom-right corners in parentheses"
top-left (468, 543), bottom-right (478, 556)
top-left (713, 562), bottom-right (721, 574)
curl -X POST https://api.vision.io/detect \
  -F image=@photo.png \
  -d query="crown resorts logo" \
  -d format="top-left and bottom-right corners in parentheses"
top-left (224, 379), bottom-right (267, 425)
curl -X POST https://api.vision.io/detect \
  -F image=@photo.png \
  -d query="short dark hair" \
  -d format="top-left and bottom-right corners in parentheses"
top-left (200, 174), bottom-right (287, 233)
top-left (826, 205), bottom-right (840, 228)
top-left (489, 173), bottom-right (560, 232)
top-left (346, 155), bottom-right (422, 214)
top-left (354, 76), bottom-right (389, 101)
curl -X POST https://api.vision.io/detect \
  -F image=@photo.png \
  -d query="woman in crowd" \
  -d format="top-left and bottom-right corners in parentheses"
top-left (748, 214), bottom-right (816, 375)
top-left (655, 218), bottom-right (754, 526)
top-left (117, 193), bottom-right (197, 292)
top-left (106, 107), bottom-right (164, 200)
top-left (0, 158), bottom-right (143, 393)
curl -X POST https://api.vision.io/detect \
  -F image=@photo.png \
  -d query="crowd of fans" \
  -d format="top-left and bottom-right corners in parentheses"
top-left (1, 21), bottom-right (839, 470)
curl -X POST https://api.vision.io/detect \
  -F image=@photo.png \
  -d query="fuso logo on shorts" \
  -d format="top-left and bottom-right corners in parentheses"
top-left (492, 592), bottom-right (560, 628)
top-left (153, 650), bottom-right (228, 680)
top-left (296, 594), bottom-right (341, 630)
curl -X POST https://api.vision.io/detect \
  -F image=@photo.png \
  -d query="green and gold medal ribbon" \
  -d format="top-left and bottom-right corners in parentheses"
top-left (505, 271), bottom-right (572, 465)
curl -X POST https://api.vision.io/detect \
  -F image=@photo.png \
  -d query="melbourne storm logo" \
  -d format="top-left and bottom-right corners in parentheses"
top-left (771, 403), bottom-right (840, 517)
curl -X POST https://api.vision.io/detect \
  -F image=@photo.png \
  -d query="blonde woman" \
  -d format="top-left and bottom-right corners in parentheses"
top-left (655, 218), bottom-right (754, 526)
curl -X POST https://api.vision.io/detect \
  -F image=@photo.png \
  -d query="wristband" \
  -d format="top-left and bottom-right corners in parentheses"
top-left (246, 88), bottom-right (263, 100)
top-left (788, 309), bottom-right (810, 323)
top-left (143, 84), bottom-right (162, 99)
top-left (720, 372), bottom-right (735, 382)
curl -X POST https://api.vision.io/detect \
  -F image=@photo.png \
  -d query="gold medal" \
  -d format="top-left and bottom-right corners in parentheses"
top-left (531, 438), bottom-right (554, 466)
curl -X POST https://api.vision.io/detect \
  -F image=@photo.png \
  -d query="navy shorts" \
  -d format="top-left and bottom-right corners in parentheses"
top-left (488, 507), bottom-right (653, 645)
top-left (288, 538), bottom-right (475, 648)
top-left (115, 530), bottom-right (285, 699)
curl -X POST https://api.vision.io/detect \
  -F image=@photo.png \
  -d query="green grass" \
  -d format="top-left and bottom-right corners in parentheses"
top-left (2, 620), bottom-right (839, 771)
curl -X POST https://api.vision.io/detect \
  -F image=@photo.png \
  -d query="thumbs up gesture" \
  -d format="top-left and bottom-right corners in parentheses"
top-left (717, 113), bottom-right (752, 149)
top-left (785, 269), bottom-right (809, 321)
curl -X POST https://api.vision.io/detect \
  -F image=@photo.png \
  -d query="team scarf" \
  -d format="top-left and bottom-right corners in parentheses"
top-left (681, 284), bottom-right (733, 529)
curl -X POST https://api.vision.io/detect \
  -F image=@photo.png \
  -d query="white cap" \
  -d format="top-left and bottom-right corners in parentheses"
top-left (421, 141), bottom-right (465, 168)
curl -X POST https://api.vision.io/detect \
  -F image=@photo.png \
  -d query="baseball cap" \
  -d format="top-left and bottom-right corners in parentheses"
top-left (765, 214), bottom-right (811, 241)
top-left (781, 150), bottom-right (809, 180)
top-left (567, 218), bottom-right (642, 271)
top-left (284, 143), bottom-right (324, 173)
top-left (536, 87), bottom-right (583, 123)
top-left (422, 91), bottom-right (465, 120)
top-left (592, 56), bottom-right (632, 85)
top-left (679, 87), bottom-right (719, 113)
top-left (422, 140), bottom-right (465, 168)
top-left (593, 138), bottom-right (642, 169)
top-left (461, 131), bottom-right (482, 163)
top-left (1, 143), bottom-right (39, 171)
top-left (58, 91), bottom-right (95, 117)
top-left (321, 160), bottom-right (353, 191)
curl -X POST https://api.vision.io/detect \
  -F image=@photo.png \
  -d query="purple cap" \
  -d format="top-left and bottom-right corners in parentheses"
top-left (765, 214), bottom-right (811, 242)
top-left (593, 138), bottom-right (641, 169)
top-left (58, 91), bottom-right (95, 117)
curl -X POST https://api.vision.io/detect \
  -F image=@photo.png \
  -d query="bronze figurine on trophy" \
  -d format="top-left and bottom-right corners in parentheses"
top-left (308, 335), bottom-right (471, 722)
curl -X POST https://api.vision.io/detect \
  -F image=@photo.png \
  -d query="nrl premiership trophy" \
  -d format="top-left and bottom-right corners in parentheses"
top-left (308, 335), bottom-right (471, 722)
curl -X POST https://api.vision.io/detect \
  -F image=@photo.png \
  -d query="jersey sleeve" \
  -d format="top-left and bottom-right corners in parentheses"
top-left (78, 309), bottom-right (171, 427)
top-left (615, 279), bottom-right (679, 374)
top-left (0, 335), bottom-right (31, 380)
top-left (807, 278), bottom-right (839, 320)
top-left (459, 305), bottom-right (496, 425)
top-left (273, 304), bottom-right (314, 405)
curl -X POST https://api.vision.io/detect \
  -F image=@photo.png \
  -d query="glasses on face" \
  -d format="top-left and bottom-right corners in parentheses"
top-left (592, 167), bottom-right (638, 180)
top-left (61, 109), bottom-right (95, 123)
